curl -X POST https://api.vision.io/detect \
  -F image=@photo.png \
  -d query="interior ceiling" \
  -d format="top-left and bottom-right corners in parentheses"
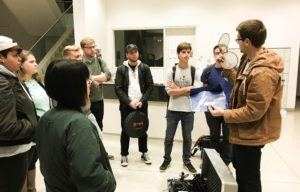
top-left (2, 0), bottom-right (62, 36)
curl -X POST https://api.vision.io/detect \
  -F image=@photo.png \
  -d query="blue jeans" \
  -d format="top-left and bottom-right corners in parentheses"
top-left (164, 110), bottom-right (194, 164)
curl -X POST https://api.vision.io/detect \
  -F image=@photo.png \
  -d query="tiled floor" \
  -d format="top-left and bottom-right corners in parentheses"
top-left (36, 98), bottom-right (300, 192)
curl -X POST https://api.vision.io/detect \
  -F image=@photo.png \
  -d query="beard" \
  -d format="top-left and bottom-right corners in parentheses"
top-left (129, 58), bottom-right (138, 63)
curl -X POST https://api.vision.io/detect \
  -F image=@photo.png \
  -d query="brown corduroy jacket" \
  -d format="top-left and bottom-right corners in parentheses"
top-left (222, 48), bottom-right (284, 146)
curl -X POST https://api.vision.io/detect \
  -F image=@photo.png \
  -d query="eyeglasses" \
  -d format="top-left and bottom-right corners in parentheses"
top-left (235, 38), bottom-right (244, 43)
top-left (84, 45), bottom-right (96, 49)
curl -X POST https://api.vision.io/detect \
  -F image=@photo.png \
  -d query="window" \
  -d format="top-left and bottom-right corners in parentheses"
top-left (114, 29), bottom-right (164, 67)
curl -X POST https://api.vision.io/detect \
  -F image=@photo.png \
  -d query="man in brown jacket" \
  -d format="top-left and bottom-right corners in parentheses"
top-left (208, 19), bottom-right (284, 192)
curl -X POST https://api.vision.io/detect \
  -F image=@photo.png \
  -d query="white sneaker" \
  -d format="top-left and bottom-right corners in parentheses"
top-left (141, 153), bottom-right (152, 165)
top-left (121, 156), bottom-right (128, 167)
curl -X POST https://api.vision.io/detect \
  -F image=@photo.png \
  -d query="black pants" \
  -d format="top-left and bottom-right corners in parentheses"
top-left (0, 151), bottom-right (29, 192)
top-left (120, 103), bottom-right (148, 156)
top-left (28, 146), bottom-right (38, 170)
top-left (204, 112), bottom-right (232, 164)
top-left (90, 100), bottom-right (104, 131)
top-left (232, 144), bottom-right (264, 192)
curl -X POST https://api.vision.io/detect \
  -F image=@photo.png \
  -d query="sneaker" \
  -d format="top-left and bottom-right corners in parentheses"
top-left (121, 156), bottom-right (128, 167)
top-left (108, 154), bottom-right (114, 160)
top-left (184, 162), bottom-right (197, 173)
top-left (159, 160), bottom-right (170, 172)
top-left (141, 153), bottom-right (152, 165)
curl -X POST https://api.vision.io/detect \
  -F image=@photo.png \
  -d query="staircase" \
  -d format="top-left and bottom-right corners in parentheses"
top-left (24, 4), bottom-right (75, 80)
top-left (38, 27), bottom-right (75, 80)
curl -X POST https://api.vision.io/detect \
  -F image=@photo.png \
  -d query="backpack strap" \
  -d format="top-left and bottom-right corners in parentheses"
top-left (191, 65), bottom-right (195, 85)
top-left (122, 62), bottom-right (145, 77)
top-left (140, 62), bottom-right (145, 71)
top-left (205, 64), bottom-right (213, 83)
top-left (139, 62), bottom-right (146, 76)
top-left (172, 63), bottom-right (178, 82)
top-left (172, 63), bottom-right (196, 85)
top-left (121, 65), bottom-right (126, 77)
top-left (97, 57), bottom-right (102, 69)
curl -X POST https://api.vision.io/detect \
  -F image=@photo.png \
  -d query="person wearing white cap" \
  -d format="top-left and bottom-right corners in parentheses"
top-left (0, 36), bottom-right (37, 192)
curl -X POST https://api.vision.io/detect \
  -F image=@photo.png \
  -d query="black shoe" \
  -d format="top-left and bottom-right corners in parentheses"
top-left (184, 162), bottom-right (197, 173)
top-left (159, 160), bottom-right (170, 172)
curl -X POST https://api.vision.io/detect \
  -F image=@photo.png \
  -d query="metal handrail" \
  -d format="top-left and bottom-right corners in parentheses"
top-left (29, 4), bottom-right (73, 51)
top-left (56, 1), bottom-right (73, 3)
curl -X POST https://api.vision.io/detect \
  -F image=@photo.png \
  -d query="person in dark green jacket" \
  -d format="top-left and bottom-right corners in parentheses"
top-left (36, 59), bottom-right (116, 192)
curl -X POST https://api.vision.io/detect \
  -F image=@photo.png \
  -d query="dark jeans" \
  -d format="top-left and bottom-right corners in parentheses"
top-left (232, 144), bottom-right (264, 192)
top-left (120, 103), bottom-right (148, 156)
top-left (0, 151), bottom-right (29, 192)
top-left (90, 100), bottom-right (104, 131)
top-left (205, 112), bottom-right (232, 164)
top-left (164, 110), bottom-right (194, 164)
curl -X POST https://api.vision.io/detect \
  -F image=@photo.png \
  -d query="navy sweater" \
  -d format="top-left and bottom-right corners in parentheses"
top-left (190, 64), bottom-right (233, 103)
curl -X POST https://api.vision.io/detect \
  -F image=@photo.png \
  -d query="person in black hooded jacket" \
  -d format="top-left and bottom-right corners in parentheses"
top-left (115, 44), bottom-right (154, 167)
top-left (0, 36), bottom-right (37, 192)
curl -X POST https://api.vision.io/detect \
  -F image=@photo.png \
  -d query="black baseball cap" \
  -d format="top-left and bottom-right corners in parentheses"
top-left (126, 44), bottom-right (138, 53)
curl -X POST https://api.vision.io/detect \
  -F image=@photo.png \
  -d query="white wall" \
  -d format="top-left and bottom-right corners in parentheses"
top-left (73, 0), bottom-right (300, 139)
top-left (297, 48), bottom-right (300, 96)
top-left (73, 0), bottom-right (107, 52)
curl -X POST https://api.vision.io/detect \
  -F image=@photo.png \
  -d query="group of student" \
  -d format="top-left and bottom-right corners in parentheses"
top-left (0, 18), bottom-right (284, 192)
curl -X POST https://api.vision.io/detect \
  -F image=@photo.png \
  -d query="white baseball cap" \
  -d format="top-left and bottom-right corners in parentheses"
top-left (0, 36), bottom-right (18, 51)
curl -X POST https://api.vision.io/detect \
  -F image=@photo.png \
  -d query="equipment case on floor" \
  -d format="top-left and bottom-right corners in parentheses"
top-left (167, 148), bottom-right (237, 192)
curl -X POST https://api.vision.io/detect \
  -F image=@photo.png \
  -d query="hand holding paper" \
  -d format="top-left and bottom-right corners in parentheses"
top-left (208, 105), bottom-right (224, 116)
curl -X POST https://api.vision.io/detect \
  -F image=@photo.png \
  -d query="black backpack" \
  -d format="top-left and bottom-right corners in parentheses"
top-left (121, 62), bottom-right (146, 77)
top-left (172, 63), bottom-right (196, 85)
top-left (167, 64), bottom-right (196, 106)
top-left (191, 135), bottom-right (212, 156)
top-left (204, 64), bottom-right (213, 83)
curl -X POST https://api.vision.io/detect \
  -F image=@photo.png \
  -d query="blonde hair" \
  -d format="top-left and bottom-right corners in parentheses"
top-left (62, 45), bottom-right (81, 57)
top-left (80, 37), bottom-right (95, 48)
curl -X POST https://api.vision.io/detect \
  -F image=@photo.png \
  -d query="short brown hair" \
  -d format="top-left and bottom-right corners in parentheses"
top-left (236, 19), bottom-right (267, 48)
top-left (177, 42), bottom-right (192, 53)
top-left (80, 37), bottom-right (95, 48)
top-left (213, 44), bottom-right (228, 54)
top-left (63, 45), bottom-right (81, 57)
